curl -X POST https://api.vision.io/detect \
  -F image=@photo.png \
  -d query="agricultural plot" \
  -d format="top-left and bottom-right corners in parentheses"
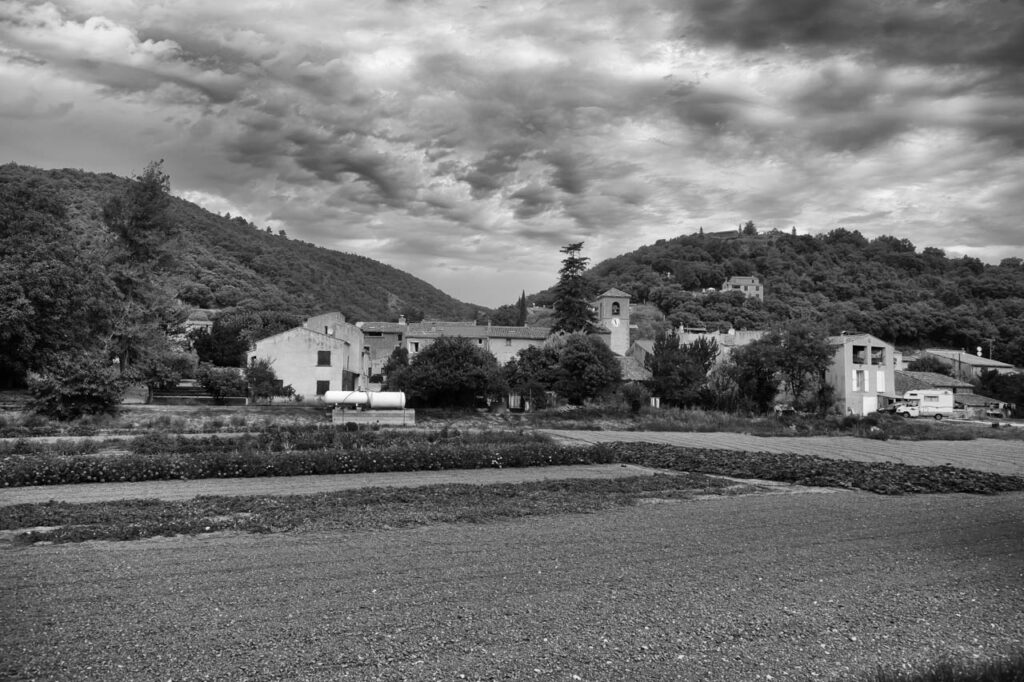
top-left (2, 491), bottom-right (1022, 681)
top-left (541, 430), bottom-right (1024, 477)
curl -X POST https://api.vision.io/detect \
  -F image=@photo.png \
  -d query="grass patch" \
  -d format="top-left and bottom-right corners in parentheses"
top-left (858, 652), bottom-right (1024, 681)
top-left (0, 472), bottom-right (747, 544)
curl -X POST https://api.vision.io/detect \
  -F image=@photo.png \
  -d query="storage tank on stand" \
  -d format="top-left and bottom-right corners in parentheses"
top-left (323, 391), bottom-right (413, 426)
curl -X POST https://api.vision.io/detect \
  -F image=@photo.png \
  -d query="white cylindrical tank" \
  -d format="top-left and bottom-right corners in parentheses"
top-left (323, 391), bottom-right (406, 409)
top-left (323, 391), bottom-right (369, 406)
top-left (366, 392), bottom-right (406, 409)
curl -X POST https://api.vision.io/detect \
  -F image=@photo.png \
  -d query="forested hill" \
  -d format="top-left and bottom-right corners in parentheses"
top-left (0, 163), bottom-right (480, 322)
top-left (537, 228), bottom-right (1024, 366)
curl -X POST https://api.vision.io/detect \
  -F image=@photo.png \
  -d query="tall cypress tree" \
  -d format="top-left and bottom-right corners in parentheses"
top-left (516, 290), bottom-right (528, 326)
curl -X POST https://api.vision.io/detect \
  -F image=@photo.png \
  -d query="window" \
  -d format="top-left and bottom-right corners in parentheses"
top-left (316, 380), bottom-right (330, 395)
top-left (852, 345), bottom-right (867, 364)
top-left (876, 370), bottom-right (886, 393)
top-left (317, 350), bottom-right (331, 366)
top-left (611, 302), bottom-right (620, 315)
top-left (853, 369), bottom-right (866, 392)
top-left (870, 347), bottom-right (886, 365)
top-left (505, 338), bottom-right (512, 346)
top-left (411, 342), bottom-right (419, 352)
top-left (366, 331), bottom-right (383, 337)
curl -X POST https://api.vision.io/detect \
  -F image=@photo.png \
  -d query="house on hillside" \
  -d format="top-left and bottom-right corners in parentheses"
top-left (921, 349), bottom-right (1019, 382)
top-left (251, 312), bottom-right (368, 400)
top-left (826, 332), bottom-right (897, 415)
top-left (720, 275), bottom-right (764, 301)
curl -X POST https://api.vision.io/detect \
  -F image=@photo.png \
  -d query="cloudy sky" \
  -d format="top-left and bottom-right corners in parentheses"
top-left (2, 0), bottom-right (1023, 307)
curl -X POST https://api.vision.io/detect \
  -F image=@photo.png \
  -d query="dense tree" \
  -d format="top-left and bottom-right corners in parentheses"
top-left (647, 332), bottom-right (718, 407)
top-left (389, 336), bottom-right (506, 407)
top-left (504, 344), bottom-right (561, 409)
top-left (102, 160), bottom-right (187, 375)
top-left (0, 171), bottom-right (121, 387)
top-left (727, 338), bottom-right (782, 413)
top-left (773, 325), bottom-right (834, 410)
top-left (552, 333), bottom-right (621, 405)
top-left (552, 242), bottom-right (597, 333)
top-left (977, 370), bottom-right (1024, 418)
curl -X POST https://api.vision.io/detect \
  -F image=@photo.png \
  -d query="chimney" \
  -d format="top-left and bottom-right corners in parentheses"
top-left (398, 315), bottom-right (407, 325)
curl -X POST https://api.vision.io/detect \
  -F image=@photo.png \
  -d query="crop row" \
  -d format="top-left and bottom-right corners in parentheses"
top-left (0, 440), bottom-right (615, 487)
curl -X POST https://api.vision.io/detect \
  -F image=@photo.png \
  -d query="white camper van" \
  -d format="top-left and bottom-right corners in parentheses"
top-left (895, 390), bottom-right (956, 420)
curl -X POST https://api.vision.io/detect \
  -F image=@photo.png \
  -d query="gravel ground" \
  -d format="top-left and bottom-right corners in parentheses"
top-left (2, 491), bottom-right (1022, 681)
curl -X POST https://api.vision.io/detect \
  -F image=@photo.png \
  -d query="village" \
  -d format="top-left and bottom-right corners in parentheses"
top-left (164, 274), bottom-right (1020, 426)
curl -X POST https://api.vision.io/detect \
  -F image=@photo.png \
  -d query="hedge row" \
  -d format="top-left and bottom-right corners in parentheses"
top-left (0, 441), bottom-right (617, 487)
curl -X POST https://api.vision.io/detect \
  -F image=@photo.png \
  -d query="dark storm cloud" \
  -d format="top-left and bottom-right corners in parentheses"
top-left (685, 0), bottom-right (1024, 71)
top-left (510, 184), bottom-right (558, 220)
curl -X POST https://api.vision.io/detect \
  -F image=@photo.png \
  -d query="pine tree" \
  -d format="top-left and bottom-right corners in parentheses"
top-left (552, 242), bottom-right (597, 333)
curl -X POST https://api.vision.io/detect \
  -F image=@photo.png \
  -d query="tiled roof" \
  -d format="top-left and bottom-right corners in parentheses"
top-left (359, 321), bottom-right (407, 333)
top-left (895, 371), bottom-right (974, 393)
top-left (924, 349), bottom-right (1016, 369)
top-left (598, 288), bottom-right (631, 299)
top-left (407, 325), bottom-right (489, 339)
top-left (484, 326), bottom-right (552, 340)
top-left (955, 393), bottom-right (1003, 407)
top-left (631, 339), bottom-right (655, 354)
top-left (404, 324), bottom-right (553, 341)
top-left (619, 356), bottom-right (652, 381)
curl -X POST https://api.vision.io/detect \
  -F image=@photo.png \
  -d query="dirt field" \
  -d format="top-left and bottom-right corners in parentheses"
top-left (2, 491), bottom-right (1022, 681)
top-left (541, 430), bottom-right (1024, 477)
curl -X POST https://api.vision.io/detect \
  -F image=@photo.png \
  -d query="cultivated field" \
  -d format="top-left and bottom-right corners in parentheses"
top-left (2, 491), bottom-right (1022, 681)
top-left (541, 430), bottom-right (1024, 477)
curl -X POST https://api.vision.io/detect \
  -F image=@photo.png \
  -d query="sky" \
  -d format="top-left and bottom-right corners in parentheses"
top-left (2, 0), bottom-right (1023, 308)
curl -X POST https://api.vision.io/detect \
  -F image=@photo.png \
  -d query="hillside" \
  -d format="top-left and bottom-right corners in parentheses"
top-left (0, 163), bottom-right (481, 323)
top-left (532, 228), bottom-right (1024, 366)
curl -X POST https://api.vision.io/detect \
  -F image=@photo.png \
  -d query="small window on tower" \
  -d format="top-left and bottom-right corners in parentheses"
top-left (611, 302), bottom-right (620, 315)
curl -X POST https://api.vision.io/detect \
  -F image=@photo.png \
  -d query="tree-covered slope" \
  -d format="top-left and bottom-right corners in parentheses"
top-left (533, 229), bottom-right (1024, 366)
top-left (0, 163), bottom-right (481, 323)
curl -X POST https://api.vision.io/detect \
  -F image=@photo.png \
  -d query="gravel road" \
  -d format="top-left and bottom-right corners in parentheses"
top-left (540, 430), bottom-right (1024, 477)
top-left (2, 491), bottom-right (1022, 681)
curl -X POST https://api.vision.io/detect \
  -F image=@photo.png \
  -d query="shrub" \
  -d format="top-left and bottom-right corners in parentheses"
top-left (27, 353), bottom-right (125, 420)
top-left (195, 364), bottom-right (247, 402)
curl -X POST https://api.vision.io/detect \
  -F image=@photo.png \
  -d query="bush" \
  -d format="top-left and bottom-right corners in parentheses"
top-left (27, 353), bottom-right (125, 420)
top-left (196, 364), bottom-right (247, 402)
